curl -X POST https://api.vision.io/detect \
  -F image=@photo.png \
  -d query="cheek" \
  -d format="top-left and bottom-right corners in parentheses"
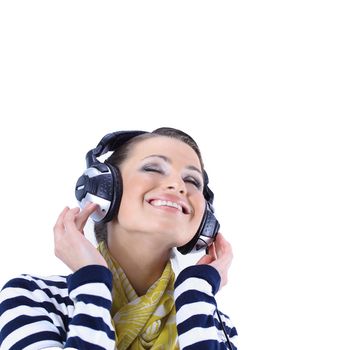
top-left (119, 185), bottom-right (141, 214)
top-left (118, 175), bottom-right (153, 214)
top-left (192, 195), bottom-right (206, 226)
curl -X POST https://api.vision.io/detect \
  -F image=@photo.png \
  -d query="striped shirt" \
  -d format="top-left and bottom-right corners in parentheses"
top-left (0, 264), bottom-right (238, 349)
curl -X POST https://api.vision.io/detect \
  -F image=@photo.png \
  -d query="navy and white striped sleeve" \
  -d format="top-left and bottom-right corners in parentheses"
top-left (174, 265), bottom-right (238, 350)
top-left (0, 265), bottom-right (116, 350)
top-left (65, 265), bottom-right (116, 349)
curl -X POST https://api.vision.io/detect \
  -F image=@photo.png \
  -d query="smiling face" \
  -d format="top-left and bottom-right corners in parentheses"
top-left (110, 136), bottom-right (206, 249)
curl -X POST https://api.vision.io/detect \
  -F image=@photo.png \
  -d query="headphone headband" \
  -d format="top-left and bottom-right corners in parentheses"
top-left (86, 130), bottom-right (148, 168)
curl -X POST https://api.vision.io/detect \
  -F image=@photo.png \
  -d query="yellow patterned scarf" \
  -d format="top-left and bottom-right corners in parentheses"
top-left (98, 241), bottom-right (179, 350)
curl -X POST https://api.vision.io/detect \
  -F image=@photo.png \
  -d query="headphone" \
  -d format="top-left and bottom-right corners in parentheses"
top-left (75, 130), bottom-right (220, 254)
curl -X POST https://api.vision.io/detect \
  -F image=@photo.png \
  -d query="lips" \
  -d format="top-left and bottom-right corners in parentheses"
top-left (146, 197), bottom-right (191, 214)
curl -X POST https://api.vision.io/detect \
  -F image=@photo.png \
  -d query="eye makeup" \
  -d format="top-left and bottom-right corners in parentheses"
top-left (141, 163), bottom-right (165, 173)
top-left (140, 154), bottom-right (203, 190)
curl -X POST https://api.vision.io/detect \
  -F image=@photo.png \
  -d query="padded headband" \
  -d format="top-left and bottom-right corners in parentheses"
top-left (86, 130), bottom-right (148, 168)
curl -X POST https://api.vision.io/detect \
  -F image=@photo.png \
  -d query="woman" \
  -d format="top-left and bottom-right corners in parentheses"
top-left (0, 127), bottom-right (238, 349)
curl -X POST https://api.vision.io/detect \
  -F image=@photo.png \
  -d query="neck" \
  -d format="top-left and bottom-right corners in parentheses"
top-left (107, 229), bottom-right (171, 296)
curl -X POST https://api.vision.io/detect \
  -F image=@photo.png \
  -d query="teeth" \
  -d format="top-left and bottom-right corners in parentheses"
top-left (150, 200), bottom-right (182, 211)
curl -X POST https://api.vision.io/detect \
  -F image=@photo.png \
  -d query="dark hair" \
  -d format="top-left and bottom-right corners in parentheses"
top-left (94, 127), bottom-right (204, 243)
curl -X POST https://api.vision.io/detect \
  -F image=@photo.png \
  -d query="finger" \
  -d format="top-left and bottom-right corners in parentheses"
top-left (214, 233), bottom-right (229, 254)
top-left (207, 242), bottom-right (217, 260)
top-left (62, 207), bottom-right (81, 233)
top-left (213, 233), bottom-right (224, 257)
top-left (53, 207), bottom-right (70, 233)
top-left (75, 202), bottom-right (98, 232)
top-left (196, 254), bottom-right (215, 265)
top-left (215, 233), bottom-right (233, 265)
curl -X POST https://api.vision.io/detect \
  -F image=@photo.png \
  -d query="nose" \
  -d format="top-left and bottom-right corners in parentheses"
top-left (163, 175), bottom-right (186, 195)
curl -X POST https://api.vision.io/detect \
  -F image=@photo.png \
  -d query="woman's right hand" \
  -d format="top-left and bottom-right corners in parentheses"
top-left (53, 203), bottom-right (108, 272)
top-left (195, 232), bottom-right (233, 290)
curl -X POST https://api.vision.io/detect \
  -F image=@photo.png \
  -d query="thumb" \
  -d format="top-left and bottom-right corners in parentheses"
top-left (76, 202), bottom-right (98, 232)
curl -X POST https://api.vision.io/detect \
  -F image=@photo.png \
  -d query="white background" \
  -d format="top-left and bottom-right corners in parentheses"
top-left (0, 1), bottom-right (349, 349)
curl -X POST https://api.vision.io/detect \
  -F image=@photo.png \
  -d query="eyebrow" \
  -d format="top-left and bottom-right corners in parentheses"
top-left (142, 154), bottom-right (203, 175)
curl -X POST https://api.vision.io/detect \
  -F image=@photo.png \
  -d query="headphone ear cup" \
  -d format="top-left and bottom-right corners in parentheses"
top-left (101, 164), bottom-right (122, 223)
top-left (75, 163), bottom-right (123, 223)
top-left (177, 203), bottom-right (220, 255)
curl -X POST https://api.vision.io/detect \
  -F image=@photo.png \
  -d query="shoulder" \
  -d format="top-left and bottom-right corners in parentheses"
top-left (0, 273), bottom-right (71, 311)
top-left (1, 273), bottom-right (69, 293)
top-left (0, 267), bottom-right (115, 350)
top-left (1, 264), bottom-right (113, 306)
top-left (0, 273), bottom-right (72, 347)
top-left (2, 273), bottom-right (69, 290)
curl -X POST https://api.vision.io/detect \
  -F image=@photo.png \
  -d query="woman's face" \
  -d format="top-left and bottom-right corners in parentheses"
top-left (113, 136), bottom-right (206, 249)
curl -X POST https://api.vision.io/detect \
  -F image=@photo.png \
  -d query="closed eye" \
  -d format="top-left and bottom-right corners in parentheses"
top-left (142, 165), bottom-right (164, 174)
top-left (141, 163), bottom-right (202, 189)
top-left (184, 176), bottom-right (202, 189)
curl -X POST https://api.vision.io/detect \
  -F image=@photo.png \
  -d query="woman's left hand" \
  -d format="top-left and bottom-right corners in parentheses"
top-left (196, 232), bottom-right (233, 290)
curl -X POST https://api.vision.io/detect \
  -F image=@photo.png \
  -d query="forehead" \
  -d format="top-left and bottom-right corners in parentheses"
top-left (127, 136), bottom-right (201, 168)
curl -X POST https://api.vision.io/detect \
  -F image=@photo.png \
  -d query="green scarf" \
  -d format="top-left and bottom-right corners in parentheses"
top-left (98, 241), bottom-right (179, 350)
